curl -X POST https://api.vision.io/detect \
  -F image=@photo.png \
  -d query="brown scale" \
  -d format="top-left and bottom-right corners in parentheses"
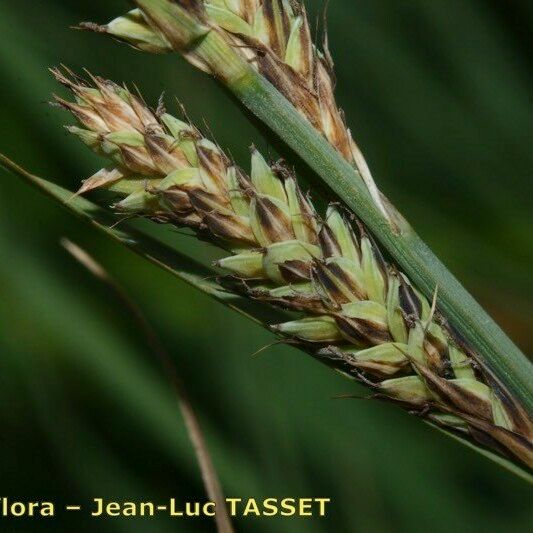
top-left (314, 261), bottom-right (367, 305)
top-left (423, 331), bottom-right (455, 380)
top-left (278, 260), bottom-right (312, 283)
top-left (334, 315), bottom-right (392, 348)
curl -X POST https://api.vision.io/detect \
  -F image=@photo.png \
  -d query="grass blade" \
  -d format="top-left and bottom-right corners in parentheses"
top-left (0, 153), bottom-right (288, 327)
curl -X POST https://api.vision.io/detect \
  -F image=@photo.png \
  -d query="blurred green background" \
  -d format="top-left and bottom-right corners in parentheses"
top-left (1, 1), bottom-right (532, 531)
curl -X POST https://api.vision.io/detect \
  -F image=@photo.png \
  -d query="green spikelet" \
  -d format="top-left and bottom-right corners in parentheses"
top-left (53, 69), bottom-right (533, 469)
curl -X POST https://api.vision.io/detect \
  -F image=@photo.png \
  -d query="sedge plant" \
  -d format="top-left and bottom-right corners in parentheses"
top-left (1, 0), bottom-right (531, 479)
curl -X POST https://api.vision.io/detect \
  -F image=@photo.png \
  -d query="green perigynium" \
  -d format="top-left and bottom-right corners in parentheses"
top-left (52, 68), bottom-right (533, 468)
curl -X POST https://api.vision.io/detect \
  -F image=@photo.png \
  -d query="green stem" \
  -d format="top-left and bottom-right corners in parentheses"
top-left (142, 14), bottom-right (533, 413)
top-left (236, 70), bottom-right (533, 407)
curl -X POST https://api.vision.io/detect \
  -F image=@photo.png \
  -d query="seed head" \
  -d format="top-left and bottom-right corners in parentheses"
top-left (54, 70), bottom-right (533, 468)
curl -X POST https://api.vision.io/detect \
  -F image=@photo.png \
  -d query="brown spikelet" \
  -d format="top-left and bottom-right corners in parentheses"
top-left (255, 50), bottom-right (323, 130)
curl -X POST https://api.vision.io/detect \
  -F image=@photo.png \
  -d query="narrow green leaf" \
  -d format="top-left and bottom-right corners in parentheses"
top-left (0, 153), bottom-right (287, 327)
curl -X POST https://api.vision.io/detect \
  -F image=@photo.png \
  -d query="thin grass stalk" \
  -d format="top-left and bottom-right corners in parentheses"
top-left (45, 70), bottom-right (533, 471)
top-left (61, 239), bottom-right (234, 533)
top-left (79, 0), bottom-right (533, 419)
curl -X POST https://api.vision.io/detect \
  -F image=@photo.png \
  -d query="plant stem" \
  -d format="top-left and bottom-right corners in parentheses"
top-left (233, 71), bottom-right (533, 412)
top-left (137, 13), bottom-right (533, 414)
